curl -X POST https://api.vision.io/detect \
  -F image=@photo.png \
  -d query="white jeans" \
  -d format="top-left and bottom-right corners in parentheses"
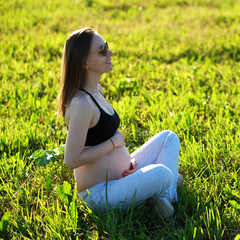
top-left (78, 130), bottom-right (180, 211)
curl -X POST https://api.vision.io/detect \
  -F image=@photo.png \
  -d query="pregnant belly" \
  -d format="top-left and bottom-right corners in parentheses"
top-left (75, 146), bottom-right (131, 193)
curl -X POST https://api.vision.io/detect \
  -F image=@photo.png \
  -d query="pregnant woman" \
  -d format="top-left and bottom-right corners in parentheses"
top-left (58, 27), bottom-right (182, 219)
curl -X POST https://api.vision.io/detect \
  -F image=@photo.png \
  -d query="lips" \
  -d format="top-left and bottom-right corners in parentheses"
top-left (105, 59), bottom-right (112, 64)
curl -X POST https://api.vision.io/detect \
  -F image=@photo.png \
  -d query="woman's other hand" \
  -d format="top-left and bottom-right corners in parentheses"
top-left (111, 130), bottom-right (125, 148)
top-left (122, 158), bottom-right (138, 177)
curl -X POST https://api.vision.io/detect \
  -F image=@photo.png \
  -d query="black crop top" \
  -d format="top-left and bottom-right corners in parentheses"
top-left (81, 89), bottom-right (120, 146)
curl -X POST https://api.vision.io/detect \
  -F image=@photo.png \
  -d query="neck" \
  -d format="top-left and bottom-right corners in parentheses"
top-left (85, 71), bottom-right (102, 91)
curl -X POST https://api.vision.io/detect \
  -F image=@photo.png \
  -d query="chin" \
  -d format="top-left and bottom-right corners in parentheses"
top-left (106, 67), bottom-right (113, 72)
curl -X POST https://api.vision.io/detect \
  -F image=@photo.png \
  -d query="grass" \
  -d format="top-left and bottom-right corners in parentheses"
top-left (0, 0), bottom-right (240, 239)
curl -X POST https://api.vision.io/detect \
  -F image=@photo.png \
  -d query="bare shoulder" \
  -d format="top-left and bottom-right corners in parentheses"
top-left (70, 92), bottom-right (93, 110)
top-left (98, 83), bottom-right (103, 94)
top-left (65, 91), bottom-right (94, 126)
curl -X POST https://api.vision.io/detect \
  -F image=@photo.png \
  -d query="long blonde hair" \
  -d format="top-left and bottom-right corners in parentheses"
top-left (58, 27), bottom-right (96, 117)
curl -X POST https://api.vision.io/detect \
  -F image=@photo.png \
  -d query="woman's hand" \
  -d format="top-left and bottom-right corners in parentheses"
top-left (122, 158), bottom-right (138, 177)
top-left (111, 130), bottom-right (125, 148)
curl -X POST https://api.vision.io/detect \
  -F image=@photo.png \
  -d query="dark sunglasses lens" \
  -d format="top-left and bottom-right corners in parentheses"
top-left (99, 42), bottom-right (108, 56)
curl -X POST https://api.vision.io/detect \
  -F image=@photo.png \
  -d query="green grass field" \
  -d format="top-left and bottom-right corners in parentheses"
top-left (1, 0), bottom-right (240, 239)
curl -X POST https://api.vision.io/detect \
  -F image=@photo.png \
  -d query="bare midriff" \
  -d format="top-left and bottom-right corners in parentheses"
top-left (74, 145), bottom-right (131, 193)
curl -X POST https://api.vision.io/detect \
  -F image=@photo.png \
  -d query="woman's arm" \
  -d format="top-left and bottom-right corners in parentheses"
top-left (64, 95), bottom-right (124, 169)
top-left (68, 131), bottom-right (124, 169)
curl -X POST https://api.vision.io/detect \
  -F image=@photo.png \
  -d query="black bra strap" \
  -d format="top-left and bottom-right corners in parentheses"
top-left (80, 88), bottom-right (102, 110)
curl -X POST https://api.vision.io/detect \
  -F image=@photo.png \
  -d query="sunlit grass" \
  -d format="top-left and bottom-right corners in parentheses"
top-left (1, 0), bottom-right (240, 239)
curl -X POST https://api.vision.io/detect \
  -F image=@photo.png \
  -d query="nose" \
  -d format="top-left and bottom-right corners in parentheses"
top-left (107, 49), bottom-right (113, 56)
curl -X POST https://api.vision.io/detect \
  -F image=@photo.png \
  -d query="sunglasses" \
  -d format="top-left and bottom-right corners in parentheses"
top-left (98, 42), bottom-right (109, 56)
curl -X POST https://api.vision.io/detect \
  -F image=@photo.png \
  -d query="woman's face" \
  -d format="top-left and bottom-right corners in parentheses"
top-left (86, 34), bottom-right (113, 75)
